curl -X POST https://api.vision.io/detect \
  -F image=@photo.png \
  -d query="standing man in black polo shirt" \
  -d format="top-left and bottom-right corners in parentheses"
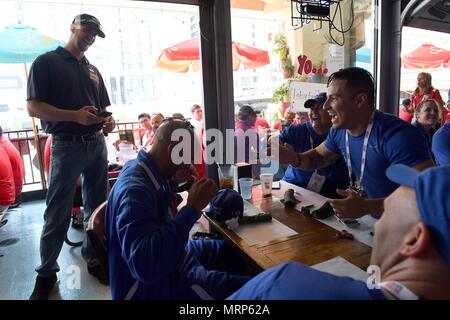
top-left (27, 14), bottom-right (115, 300)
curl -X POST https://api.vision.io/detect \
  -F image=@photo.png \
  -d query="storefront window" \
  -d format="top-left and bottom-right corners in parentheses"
top-left (230, 0), bottom-right (376, 126)
top-left (0, 0), bottom-right (203, 131)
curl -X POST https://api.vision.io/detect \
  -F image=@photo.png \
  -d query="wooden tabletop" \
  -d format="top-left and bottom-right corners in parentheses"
top-left (204, 185), bottom-right (372, 272)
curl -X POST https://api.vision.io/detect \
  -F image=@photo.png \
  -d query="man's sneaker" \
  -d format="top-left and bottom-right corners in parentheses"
top-left (87, 265), bottom-right (109, 285)
top-left (29, 275), bottom-right (57, 300)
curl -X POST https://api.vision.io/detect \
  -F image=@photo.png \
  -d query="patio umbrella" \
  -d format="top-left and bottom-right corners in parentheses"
top-left (0, 24), bottom-right (64, 64)
top-left (0, 24), bottom-right (64, 189)
top-left (402, 43), bottom-right (450, 69)
top-left (155, 37), bottom-right (270, 73)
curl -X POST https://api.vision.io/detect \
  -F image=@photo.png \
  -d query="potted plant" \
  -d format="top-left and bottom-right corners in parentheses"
top-left (273, 33), bottom-right (294, 79)
top-left (272, 82), bottom-right (290, 104)
top-left (272, 82), bottom-right (290, 116)
top-left (283, 60), bottom-right (295, 79)
top-left (310, 60), bottom-right (326, 83)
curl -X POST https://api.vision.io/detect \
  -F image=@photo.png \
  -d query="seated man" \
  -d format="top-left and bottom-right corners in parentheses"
top-left (228, 164), bottom-right (450, 300)
top-left (106, 119), bottom-right (250, 300)
top-left (148, 112), bottom-right (165, 147)
top-left (275, 93), bottom-right (349, 198)
top-left (137, 113), bottom-right (152, 148)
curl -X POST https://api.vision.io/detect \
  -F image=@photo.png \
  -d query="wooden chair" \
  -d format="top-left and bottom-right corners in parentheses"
top-left (87, 201), bottom-right (109, 280)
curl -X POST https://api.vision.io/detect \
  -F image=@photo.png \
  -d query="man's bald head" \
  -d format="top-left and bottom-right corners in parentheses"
top-left (153, 119), bottom-right (194, 146)
top-left (149, 119), bottom-right (199, 179)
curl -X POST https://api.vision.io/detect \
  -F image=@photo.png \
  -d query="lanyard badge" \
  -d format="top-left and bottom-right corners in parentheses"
top-left (345, 112), bottom-right (375, 198)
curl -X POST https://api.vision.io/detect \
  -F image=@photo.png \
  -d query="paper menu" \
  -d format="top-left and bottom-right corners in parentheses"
top-left (234, 218), bottom-right (298, 246)
top-left (312, 256), bottom-right (368, 282)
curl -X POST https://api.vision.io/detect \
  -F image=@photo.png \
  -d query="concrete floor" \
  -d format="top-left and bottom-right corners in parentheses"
top-left (0, 198), bottom-right (207, 300)
top-left (0, 200), bottom-right (110, 300)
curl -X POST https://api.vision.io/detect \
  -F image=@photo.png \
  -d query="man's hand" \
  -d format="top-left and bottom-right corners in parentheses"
top-left (187, 178), bottom-right (218, 217)
top-left (174, 165), bottom-right (195, 185)
top-left (103, 115), bottom-right (116, 133)
top-left (75, 106), bottom-right (103, 126)
top-left (267, 137), bottom-right (298, 165)
top-left (329, 189), bottom-right (367, 219)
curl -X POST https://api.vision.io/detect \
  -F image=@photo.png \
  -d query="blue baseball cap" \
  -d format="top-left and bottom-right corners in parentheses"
top-left (304, 92), bottom-right (327, 108)
top-left (205, 189), bottom-right (243, 222)
top-left (386, 164), bottom-right (450, 267)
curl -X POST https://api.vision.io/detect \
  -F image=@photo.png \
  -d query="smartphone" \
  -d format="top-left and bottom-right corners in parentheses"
top-left (272, 181), bottom-right (281, 189)
top-left (97, 111), bottom-right (112, 118)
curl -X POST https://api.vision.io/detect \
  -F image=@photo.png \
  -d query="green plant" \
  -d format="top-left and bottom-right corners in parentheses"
top-left (273, 32), bottom-right (294, 78)
top-left (272, 82), bottom-right (290, 104)
top-left (272, 33), bottom-right (289, 59)
top-left (284, 60), bottom-right (295, 75)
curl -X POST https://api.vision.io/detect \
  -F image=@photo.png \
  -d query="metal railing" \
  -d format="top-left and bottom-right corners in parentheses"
top-left (4, 121), bottom-right (141, 191)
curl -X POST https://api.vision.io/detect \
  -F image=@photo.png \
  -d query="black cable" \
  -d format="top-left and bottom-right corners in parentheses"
top-left (328, 0), bottom-right (354, 46)
top-left (328, 0), bottom-right (346, 45)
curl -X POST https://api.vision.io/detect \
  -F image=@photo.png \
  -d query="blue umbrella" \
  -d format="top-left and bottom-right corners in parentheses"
top-left (0, 24), bottom-right (64, 63)
top-left (0, 25), bottom-right (64, 189)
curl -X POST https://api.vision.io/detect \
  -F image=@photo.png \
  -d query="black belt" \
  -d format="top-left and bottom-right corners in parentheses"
top-left (53, 131), bottom-right (101, 142)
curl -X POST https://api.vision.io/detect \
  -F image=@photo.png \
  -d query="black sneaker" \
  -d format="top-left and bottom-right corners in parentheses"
top-left (29, 275), bottom-right (57, 300)
top-left (87, 265), bottom-right (109, 285)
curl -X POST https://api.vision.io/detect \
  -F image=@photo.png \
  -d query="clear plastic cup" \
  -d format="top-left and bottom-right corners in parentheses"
top-left (239, 178), bottom-right (253, 200)
top-left (217, 164), bottom-right (234, 189)
top-left (260, 173), bottom-right (273, 197)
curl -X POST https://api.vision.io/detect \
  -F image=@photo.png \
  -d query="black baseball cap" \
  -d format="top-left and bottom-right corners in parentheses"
top-left (304, 92), bottom-right (327, 108)
top-left (72, 14), bottom-right (105, 38)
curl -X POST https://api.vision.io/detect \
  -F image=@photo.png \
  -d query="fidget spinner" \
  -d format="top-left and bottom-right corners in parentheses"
top-left (336, 229), bottom-right (354, 240)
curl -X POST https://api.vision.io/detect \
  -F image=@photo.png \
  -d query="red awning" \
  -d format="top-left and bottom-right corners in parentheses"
top-left (155, 38), bottom-right (270, 73)
top-left (402, 43), bottom-right (450, 69)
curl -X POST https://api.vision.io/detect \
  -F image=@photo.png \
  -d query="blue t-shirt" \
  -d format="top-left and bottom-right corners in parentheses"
top-left (279, 122), bottom-right (349, 198)
top-left (432, 122), bottom-right (450, 166)
top-left (228, 261), bottom-right (386, 300)
top-left (324, 111), bottom-right (432, 199)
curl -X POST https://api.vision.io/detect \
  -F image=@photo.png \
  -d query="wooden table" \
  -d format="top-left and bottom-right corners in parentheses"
top-left (204, 185), bottom-right (372, 273)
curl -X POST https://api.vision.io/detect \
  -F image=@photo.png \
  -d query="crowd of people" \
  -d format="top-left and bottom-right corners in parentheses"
top-left (0, 13), bottom-right (448, 301)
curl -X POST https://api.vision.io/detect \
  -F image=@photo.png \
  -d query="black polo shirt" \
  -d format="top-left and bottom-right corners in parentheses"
top-left (27, 46), bottom-right (110, 135)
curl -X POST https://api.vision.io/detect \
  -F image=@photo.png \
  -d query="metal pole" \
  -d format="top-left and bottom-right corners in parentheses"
top-left (24, 63), bottom-right (47, 189)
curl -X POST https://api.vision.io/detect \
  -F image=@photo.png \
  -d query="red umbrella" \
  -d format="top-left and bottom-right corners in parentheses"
top-left (402, 43), bottom-right (450, 69)
top-left (155, 38), bottom-right (270, 73)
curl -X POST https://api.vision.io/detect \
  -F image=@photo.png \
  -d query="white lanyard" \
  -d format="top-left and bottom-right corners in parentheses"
top-left (125, 160), bottom-right (163, 300)
top-left (345, 112), bottom-right (375, 189)
top-left (379, 281), bottom-right (419, 300)
top-left (309, 135), bottom-right (318, 175)
top-left (138, 161), bottom-right (161, 190)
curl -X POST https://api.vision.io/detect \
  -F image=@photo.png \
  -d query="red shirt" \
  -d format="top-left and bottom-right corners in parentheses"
top-left (0, 146), bottom-right (15, 206)
top-left (444, 108), bottom-right (450, 124)
top-left (0, 137), bottom-right (25, 198)
top-left (399, 107), bottom-right (414, 123)
top-left (411, 89), bottom-right (444, 110)
top-left (255, 117), bottom-right (270, 129)
top-left (193, 126), bottom-right (206, 179)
